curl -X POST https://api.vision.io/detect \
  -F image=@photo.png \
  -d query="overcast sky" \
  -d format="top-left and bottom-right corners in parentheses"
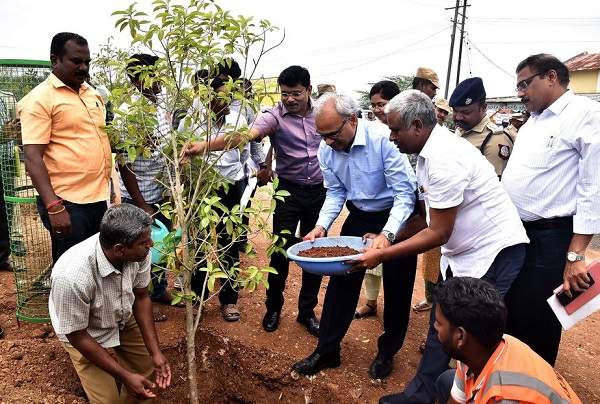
top-left (1, 0), bottom-right (599, 99)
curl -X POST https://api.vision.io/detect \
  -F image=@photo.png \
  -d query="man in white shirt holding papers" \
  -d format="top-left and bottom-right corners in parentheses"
top-left (502, 53), bottom-right (600, 367)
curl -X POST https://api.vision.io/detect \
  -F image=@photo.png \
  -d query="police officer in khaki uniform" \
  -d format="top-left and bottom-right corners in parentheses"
top-left (449, 77), bottom-right (514, 178)
top-left (434, 98), bottom-right (451, 127)
top-left (412, 67), bottom-right (439, 99)
top-left (316, 83), bottom-right (336, 98)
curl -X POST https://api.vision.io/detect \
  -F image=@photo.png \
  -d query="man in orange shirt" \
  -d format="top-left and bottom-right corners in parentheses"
top-left (18, 32), bottom-right (112, 262)
top-left (434, 277), bottom-right (581, 404)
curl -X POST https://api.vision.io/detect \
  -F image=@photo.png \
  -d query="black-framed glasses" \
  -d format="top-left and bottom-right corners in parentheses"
top-left (515, 71), bottom-right (545, 92)
top-left (280, 87), bottom-right (307, 98)
top-left (317, 116), bottom-right (350, 140)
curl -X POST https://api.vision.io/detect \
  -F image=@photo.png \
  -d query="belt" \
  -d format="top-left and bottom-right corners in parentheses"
top-left (522, 216), bottom-right (573, 230)
top-left (345, 200), bottom-right (391, 216)
top-left (278, 177), bottom-right (323, 190)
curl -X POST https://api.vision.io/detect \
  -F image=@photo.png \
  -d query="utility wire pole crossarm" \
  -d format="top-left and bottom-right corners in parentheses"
top-left (444, 0), bottom-right (470, 98)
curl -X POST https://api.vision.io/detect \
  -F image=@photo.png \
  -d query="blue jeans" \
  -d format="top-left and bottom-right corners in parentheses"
top-left (37, 197), bottom-right (107, 264)
top-left (121, 197), bottom-right (171, 301)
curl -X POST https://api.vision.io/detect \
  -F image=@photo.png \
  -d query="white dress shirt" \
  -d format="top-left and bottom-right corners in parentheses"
top-left (418, 125), bottom-right (529, 279)
top-left (502, 90), bottom-right (600, 235)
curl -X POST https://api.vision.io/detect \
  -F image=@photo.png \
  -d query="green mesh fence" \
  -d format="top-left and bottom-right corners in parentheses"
top-left (0, 59), bottom-right (52, 323)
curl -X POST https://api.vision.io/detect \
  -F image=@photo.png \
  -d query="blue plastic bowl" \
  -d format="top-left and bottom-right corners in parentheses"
top-left (287, 236), bottom-right (371, 276)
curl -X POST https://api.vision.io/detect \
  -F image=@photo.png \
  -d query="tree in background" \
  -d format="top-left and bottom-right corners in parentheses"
top-left (102, 1), bottom-right (287, 402)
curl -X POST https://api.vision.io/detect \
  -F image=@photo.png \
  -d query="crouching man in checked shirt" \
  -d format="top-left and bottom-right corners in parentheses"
top-left (49, 204), bottom-right (171, 403)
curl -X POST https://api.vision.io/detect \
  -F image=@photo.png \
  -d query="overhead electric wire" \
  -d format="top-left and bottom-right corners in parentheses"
top-left (468, 39), bottom-right (516, 79)
top-left (283, 19), bottom-right (451, 58)
top-left (318, 24), bottom-right (453, 76)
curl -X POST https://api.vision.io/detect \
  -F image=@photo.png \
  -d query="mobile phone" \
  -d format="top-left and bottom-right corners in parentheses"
top-left (556, 273), bottom-right (595, 306)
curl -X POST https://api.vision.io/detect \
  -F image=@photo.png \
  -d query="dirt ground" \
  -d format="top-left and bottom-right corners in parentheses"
top-left (1, 208), bottom-right (600, 403)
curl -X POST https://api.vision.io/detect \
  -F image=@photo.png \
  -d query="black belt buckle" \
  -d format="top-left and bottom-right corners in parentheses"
top-left (281, 177), bottom-right (322, 190)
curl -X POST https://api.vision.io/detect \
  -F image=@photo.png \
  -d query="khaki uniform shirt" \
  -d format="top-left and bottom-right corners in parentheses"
top-left (455, 116), bottom-right (513, 177)
top-left (504, 125), bottom-right (518, 142)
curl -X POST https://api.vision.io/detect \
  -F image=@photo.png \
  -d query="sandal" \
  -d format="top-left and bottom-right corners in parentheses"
top-left (354, 302), bottom-right (378, 319)
top-left (221, 303), bottom-right (240, 322)
top-left (412, 300), bottom-right (433, 312)
top-left (153, 309), bottom-right (168, 322)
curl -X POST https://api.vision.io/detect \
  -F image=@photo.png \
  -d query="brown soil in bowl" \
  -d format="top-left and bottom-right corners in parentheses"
top-left (297, 246), bottom-right (360, 258)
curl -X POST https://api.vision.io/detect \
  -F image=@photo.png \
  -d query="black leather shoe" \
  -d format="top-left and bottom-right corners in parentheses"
top-left (296, 314), bottom-right (319, 337)
top-left (292, 351), bottom-right (340, 375)
top-left (369, 353), bottom-right (393, 379)
top-left (262, 310), bottom-right (280, 332)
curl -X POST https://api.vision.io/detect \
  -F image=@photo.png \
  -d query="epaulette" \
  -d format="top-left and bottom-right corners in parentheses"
top-left (485, 121), bottom-right (504, 135)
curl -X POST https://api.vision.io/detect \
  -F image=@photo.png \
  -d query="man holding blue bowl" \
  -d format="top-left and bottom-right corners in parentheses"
top-left (292, 92), bottom-right (418, 380)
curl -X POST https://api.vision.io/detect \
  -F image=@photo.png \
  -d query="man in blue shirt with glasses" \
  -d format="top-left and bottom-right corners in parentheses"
top-left (291, 92), bottom-right (418, 380)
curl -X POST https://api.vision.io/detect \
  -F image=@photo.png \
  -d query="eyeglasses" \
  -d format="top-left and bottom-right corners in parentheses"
top-left (317, 116), bottom-right (349, 140)
top-left (370, 102), bottom-right (387, 110)
top-left (280, 87), bottom-right (308, 98)
top-left (515, 71), bottom-right (545, 92)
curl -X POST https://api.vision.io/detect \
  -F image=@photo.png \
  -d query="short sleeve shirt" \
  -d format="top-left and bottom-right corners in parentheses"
top-left (455, 116), bottom-right (513, 177)
top-left (116, 93), bottom-right (173, 203)
top-left (418, 125), bottom-right (528, 278)
top-left (18, 74), bottom-right (112, 203)
top-left (49, 234), bottom-right (151, 348)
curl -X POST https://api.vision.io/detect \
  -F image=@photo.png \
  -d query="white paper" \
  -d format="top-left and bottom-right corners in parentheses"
top-left (547, 291), bottom-right (600, 330)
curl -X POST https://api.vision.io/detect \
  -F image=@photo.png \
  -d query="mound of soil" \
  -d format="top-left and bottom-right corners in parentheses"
top-left (298, 246), bottom-right (360, 258)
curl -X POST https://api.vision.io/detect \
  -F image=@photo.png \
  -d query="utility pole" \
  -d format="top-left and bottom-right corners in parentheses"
top-left (444, 0), bottom-right (460, 99)
top-left (444, 0), bottom-right (470, 97)
top-left (455, 0), bottom-right (469, 86)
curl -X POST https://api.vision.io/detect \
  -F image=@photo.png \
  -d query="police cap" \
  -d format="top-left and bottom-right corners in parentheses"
top-left (449, 77), bottom-right (486, 108)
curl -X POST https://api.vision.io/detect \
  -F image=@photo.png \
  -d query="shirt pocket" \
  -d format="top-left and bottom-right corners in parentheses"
top-left (523, 146), bottom-right (558, 169)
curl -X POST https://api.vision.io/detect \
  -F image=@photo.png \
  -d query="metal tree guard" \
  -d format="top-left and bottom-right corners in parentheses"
top-left (0, 59), bottom-right (52, 323)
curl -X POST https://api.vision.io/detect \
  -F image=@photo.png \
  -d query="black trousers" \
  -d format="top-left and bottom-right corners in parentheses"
top-left (265, 177), bottom-right (325, 317)
top-left (317, 201), bottom-right (417, 358)
top-left (36, 197), bottom-right (107, 264)
top-left (504, 217), bottom-right (573, 366)
top-left (191, 179), bottom-right (244, 305)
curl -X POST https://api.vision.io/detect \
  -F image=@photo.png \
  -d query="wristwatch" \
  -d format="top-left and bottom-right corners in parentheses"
top-left (380, 230), bottom-right (395, 243)
top-left (566, 252), bottom-right (585, 262)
